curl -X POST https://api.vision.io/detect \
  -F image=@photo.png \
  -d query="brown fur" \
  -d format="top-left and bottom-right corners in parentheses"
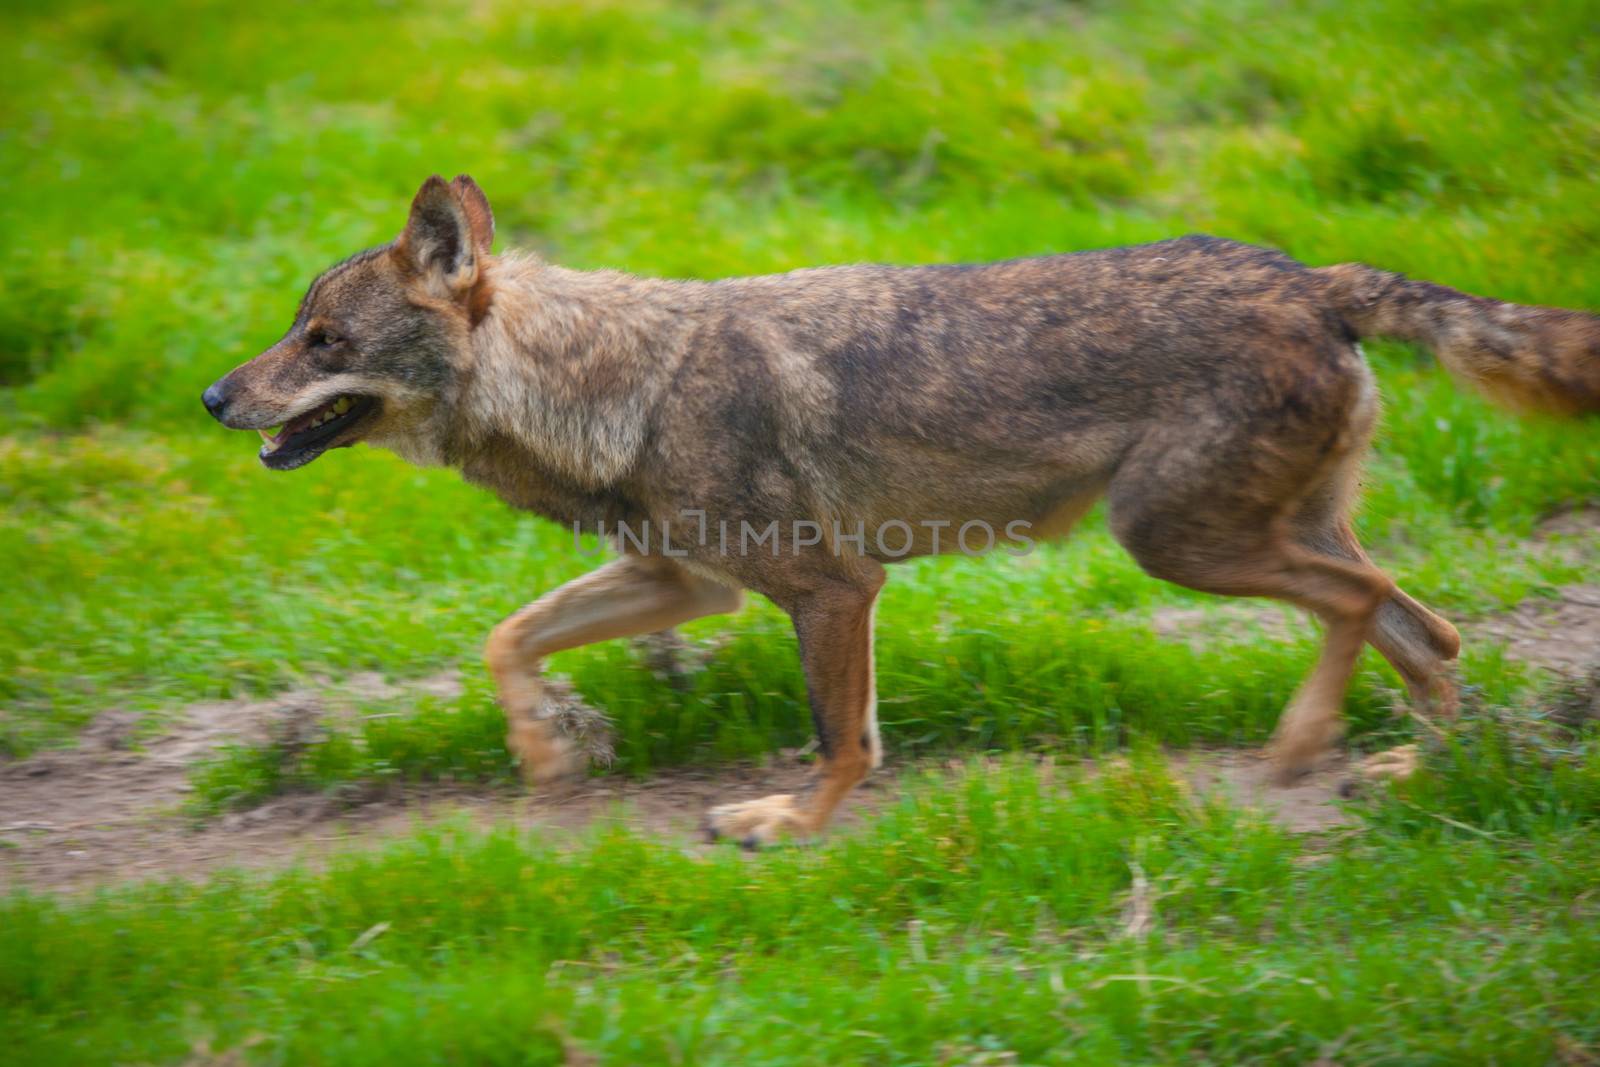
top-left (204, 176), bottom-right (1600, 844)
top-left (1318, 262), bottom-right (1600, 416)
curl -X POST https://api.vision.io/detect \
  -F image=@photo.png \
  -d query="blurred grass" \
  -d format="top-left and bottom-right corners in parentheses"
top-left (1, 0), bottom-right (1597, 768)
top-left (4, 2), bottom-right (1600, 1062)
top-left (4, 0), bottom-right (1600, 424)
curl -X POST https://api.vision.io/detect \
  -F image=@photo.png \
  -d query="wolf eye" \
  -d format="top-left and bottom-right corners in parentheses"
top-left (310, 329), bottom-right (342, 348)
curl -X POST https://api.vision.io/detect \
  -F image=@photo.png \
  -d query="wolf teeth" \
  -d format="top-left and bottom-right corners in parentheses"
top-left (307, 397), bottom-right (353, 428)
top-left (260, 398), bottom-right (353, 449)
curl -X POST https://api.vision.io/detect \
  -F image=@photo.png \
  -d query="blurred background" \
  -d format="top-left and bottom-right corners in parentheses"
top-left (2, 0), bottom-right (1597, 772)
top-left (8, 1), bottom-right (1600, 421)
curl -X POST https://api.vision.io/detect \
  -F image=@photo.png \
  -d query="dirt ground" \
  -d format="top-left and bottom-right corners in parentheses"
top-left (4, 514), bottom-right (1594, 894)
top-left (0, 653), bottom-right (1374, 892)
top-left (0, 707), bottom-right (1358, 894)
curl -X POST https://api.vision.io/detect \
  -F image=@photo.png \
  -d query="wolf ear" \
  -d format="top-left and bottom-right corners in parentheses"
top-left (397, 175), bottom-right (494, 298)
top-left (450, 175), bottom-right (494, 258)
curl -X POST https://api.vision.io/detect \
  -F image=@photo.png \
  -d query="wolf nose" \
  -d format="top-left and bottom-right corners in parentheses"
top-left (202, 382), bottom-right (228, 421)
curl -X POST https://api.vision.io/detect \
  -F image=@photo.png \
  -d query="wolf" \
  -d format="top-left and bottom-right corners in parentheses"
top-left (203, 175), bottom-right (1600, 846)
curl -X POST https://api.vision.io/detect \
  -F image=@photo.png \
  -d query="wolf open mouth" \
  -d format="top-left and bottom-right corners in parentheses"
top-left (257, 395), bottom-right (378, 471)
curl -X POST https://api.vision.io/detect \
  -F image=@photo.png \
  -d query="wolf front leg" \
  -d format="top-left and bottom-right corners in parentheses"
top-left (706, 562), bottom-right (886, 848)
top-left (486, 554), bottom-right (742, 784)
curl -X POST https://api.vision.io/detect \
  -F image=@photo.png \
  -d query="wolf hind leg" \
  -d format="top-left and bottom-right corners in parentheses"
top-left (486, 554), bottom-right (742, 784)
top-left (1107, 393), bottom-right (1394, 782)
top-left (1288, 507), bottom-right (1460, 787)
top-left (1292, 514), bottom-right (1461, 720)
top-left (1117, 519), bottom-right (1392, 782)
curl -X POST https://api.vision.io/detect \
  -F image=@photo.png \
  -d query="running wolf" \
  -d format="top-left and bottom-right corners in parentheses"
top-left (203, 175), bottom-right (1600, 845)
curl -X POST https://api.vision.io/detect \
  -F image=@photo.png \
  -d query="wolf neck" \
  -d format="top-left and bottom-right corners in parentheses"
top-left (455, 255), bottom-right (692, 493)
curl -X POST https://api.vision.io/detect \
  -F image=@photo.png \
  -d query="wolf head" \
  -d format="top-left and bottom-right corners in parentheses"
top-left (202, 175), bottom-right (496, 470)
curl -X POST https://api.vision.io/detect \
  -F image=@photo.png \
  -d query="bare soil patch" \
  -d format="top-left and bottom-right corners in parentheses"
top-left (1469, 584), bottom-right (1600, 678)
top-left (0, 742), bottom-right (843, 893)
top-left (1169, 749), bottom-right (1356, 835)
top-left (1484, 508), bottom-right (1600, 676)
top-left (0, 668), bottom-right (901, 891)
top-left (1536, 505), bottom-right (1600, 545)
top-left (0, 679), bottom-right (1350, 893)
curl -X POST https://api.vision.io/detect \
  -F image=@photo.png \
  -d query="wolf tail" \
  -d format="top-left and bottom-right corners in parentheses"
top-left (1315, 262), bottom-right (1600, 416)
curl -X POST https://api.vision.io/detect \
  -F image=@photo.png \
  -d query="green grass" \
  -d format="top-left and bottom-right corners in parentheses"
top-left (3, 0), bottom-right (1599, 1060)
top-left (3, 0), bottom-right (1598, 762)
top-left (6, 756), bottom-right (1600, 1064)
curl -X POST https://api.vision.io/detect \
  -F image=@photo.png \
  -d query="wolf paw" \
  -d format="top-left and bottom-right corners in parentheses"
top-left (703, 794), bottom-right (806, 850)
top-left (1263, 738), bottom-right (1338, 786)
top-left (506, 680), bottom-right (615, 785)
top-left (1336, 745), bottom-right (1420, 797)
top-left (1358, 744), bottom-right (1419, 780)
top-left (506, 720), bottom-right (583, 785)
top-left (1265, 706), bottom-right (1345, 785)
